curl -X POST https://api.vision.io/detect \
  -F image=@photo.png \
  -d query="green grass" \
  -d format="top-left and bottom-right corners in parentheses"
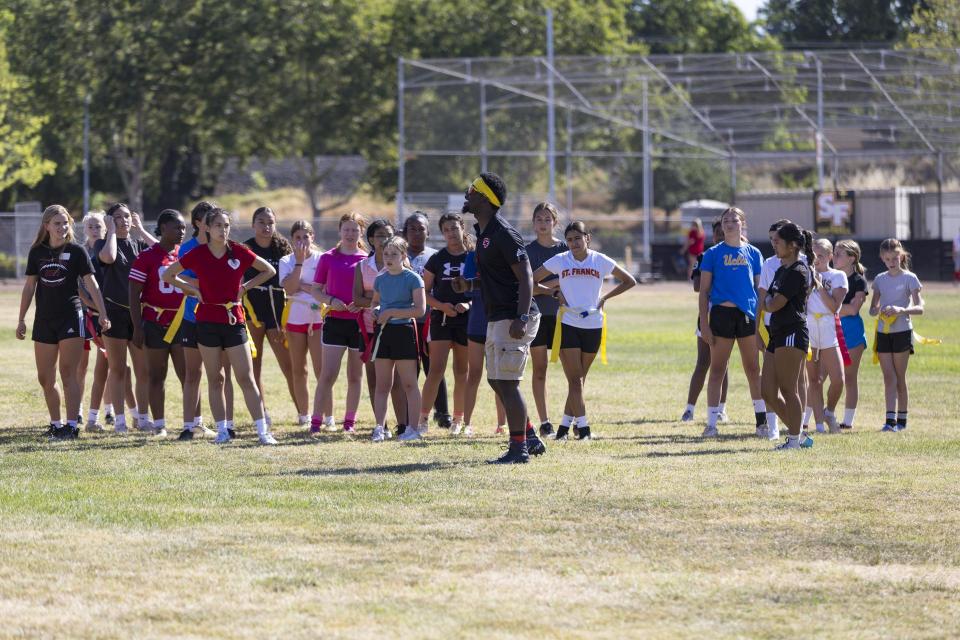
top-left (1, 284), bottom-right (959, 638)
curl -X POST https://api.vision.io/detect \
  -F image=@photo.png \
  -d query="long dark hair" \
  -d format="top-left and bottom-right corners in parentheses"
top-left (438, 212), bottom-right (475, 251)
top-left (252, 206), bottom-right (292, 256)
top-left (776, 222), bottom-right (816, 290)
top-left (190, 201), bottom-right (216, 238)
top-left (204, 207), bottom-right (237, 259)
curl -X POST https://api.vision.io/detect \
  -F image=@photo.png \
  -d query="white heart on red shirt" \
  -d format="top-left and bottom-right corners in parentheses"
top-left (227, 258), bottom-right (240, 270)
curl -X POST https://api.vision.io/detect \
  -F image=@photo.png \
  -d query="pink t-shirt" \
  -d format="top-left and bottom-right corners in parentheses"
top-left (313, 248), bottom-right (366, 320)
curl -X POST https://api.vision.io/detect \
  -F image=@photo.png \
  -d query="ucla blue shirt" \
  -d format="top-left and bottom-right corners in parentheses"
top-left (178, 237), bottom-right (200, 323)
top-left (700, 242), bottom-right (763, 318)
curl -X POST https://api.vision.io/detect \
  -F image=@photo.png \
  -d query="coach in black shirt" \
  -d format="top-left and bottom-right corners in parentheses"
top-left (454, 172), bottom-right (545, 464)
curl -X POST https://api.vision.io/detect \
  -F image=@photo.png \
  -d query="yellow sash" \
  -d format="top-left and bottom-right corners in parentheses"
top-left (242, 294), bottom-right (262, 328)
top-left (757, 309), bottom-right (770, 348)
top-left (163, 299), bottom-right (192, 344)
top-left (550, 307), bottom-right (608, 365)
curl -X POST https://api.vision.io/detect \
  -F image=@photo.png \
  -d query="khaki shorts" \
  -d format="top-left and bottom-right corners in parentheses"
top-left (485, 314), bottom-right (540, 381)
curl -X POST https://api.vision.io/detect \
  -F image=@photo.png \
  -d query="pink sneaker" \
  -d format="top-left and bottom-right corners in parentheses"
top-left (343, 421), bottom-right (356, 434)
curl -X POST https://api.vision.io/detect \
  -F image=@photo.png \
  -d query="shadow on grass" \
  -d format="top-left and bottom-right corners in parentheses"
top-left (597, 432), bottom-right (760, 445)
top-left (643, 447), bottom-right (759, 458)
top-left (282, 460), bottom-right (477, 477)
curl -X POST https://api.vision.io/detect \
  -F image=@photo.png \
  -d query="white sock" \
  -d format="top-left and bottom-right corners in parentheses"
top-left (824, 409), bottom-right (835, 419)
top-left (576, 415), bottom-right (588, 427)
top-left (685, 403), bottom-right (695, 414)
top-left (52, 419), bottom-right (63, 428)
top-left (323, 415), bottom-right (335, 426)
top-left (254, 418), bottom-right (268, 436)
top-left (844, 408), bottom-right (856, 426)
top-left (560, 414), bottom-right (573, 427)
top-left (194, 415), bottom-right (203, 426)
top-left (802, 406), bottom-right (813, 425)
top-left (115, 414), bottom-right (126, 428)
top-left (718, 402), bottom-right (726, 414)
top-left (816, 422), bottom-right (826, 433)
top-left (299, 414), bottom-right (309, 423)
top-left (154, 419), bottom-right (165, 429)
top-left (104, 403), bottom-right (114, 414)
top-left (88, 409), bottom-right (99, 423)
top-left (766, 412), bottom-right (779, 430)
top-left (216, 420), bottom-right (229, 434)
top-left (753, 399), bottom-right (766, 413)
top-left (707, 406), bottom-right (720, 428)
top-left (226, 420), bottom-right (234, 429)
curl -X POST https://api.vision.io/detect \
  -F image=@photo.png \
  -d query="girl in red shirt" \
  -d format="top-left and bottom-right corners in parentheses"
top-left (162, 207), bottom-right (279, 445)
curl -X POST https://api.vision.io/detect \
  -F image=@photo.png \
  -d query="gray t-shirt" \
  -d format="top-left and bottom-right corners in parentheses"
top-left (526, 239), bottom-right (566, 316)
top-left (872, 271), bottom-right (921, 333)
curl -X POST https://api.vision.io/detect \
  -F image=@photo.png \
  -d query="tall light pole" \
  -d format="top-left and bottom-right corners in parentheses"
top-left (83, 94), bottom-right (91, 215)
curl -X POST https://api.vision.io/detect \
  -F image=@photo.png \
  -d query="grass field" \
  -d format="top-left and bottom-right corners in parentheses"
top-left (1, 284), bottom-right (959, 639)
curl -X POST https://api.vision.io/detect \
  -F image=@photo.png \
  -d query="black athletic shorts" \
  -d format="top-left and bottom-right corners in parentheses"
top-left (709, 305), bottom-right (756, 340)
top-left (246, 288), bottom-right (286, 330)
top-left (32, 310), bottom-right (86, 344)
top-left (322, 316), bottom-right (361, 350)
top-left (103, 302), bottom-right (133, 340)
top-left (468, 334), bottom-right (486, 345)
top-left (373, 323), bottom-right (418, 361)
top-left (179, 321), bottom-right (198, 349)
top-left (768, 325), bottom-right (810, 353)
top-left (143, 320), bottom-right (177, 350)
top-left (531, 314), bottom-right (557, 349)
top-left (429, 310), bottom-right (468, 346)
top-left (196, 321), bottom-right (248, 349)
top-left (875, 329), bottom-right (913, 354)
top-left (559, 324), bottom-right (603, 354)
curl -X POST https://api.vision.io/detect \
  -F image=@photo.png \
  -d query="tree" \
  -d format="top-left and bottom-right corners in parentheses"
top-left (0, 10), bottom-right (55, 195)
top-left (905, 0), bottom-right (958, 48)
top-left (760, 0), bottom-right (925, 44)
top-left (626, 0), bottom-right (778, 53)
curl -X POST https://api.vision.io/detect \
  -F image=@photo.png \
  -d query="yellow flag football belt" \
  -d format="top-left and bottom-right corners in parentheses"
top-left (471, 177), bottom-right (501, 208)
top-left (872, 313), bottom-right (941, 364)
top-left (550, 306), bottom-right (608, 365)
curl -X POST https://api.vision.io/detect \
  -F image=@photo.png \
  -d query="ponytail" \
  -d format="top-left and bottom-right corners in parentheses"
top-left (879, 238), bottom-right (911, 270)
top-left (801, 230), bottom-right (815, 265)
top-left (835, 239), bottom-right (865, 275)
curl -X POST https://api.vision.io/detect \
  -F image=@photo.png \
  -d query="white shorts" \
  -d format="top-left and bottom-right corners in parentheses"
top-left (807, 313), bottom-right (839, 350)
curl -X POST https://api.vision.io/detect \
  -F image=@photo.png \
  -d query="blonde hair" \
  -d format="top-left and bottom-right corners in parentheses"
top-left (879, 238), bottom-right (911, 270)
top-left (82, 210), bottom-right (106, 246)
top-left (813, 238), bottom-right (833, 254)
top-left (32, 205), bottom-right (75, 248)
top-left (337, 211), bottom-right (368, 251)
top-left (835, 239), bottom-right (865, 275)
top-left (382, 236), bottom-right (412, 269)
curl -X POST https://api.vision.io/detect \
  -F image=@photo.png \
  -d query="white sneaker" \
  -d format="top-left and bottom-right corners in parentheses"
top-left (815, 423), bottom-right (826, 434)
top-left (323, 417), bottom-right (338, 432)
top-left (680, 409), bottom-right (694, 422)
top-left (417, 421), bottom-right (429, 435)
top-left (136, 420), bottom-right (154, 432)
top-left (154, 427), bottom-right (168, 438)
top-left (463, 425), bottom-right (474, 437)
top-left (114, 423), bottom-right (128, 435)
top-left (398, 427), bottom-right (422, 441)
top-left (827, 414), bottom-right (841, 434)
top-left (755, 425), bottom-right (769, 438)
top-left (775, 437), bottom-right (801, 450)
top-left (258, 431), bottom-right (278, 445)
top-left (297, 415), bottom-right (310, 427)
top-left (767, 425), bottom-right (780, 441)
top-left (701, 425), bottom-right (719, 438)
top-left (214, 430), bottom-right (231, 444)
top-left (718, 411), bottom-right (729, 423)
top-left (451, 420), bottom-right (464, 436)
top-left (195, 423), bottom-right (215, 437)
top-left (371, 425), bottom-right (386, 442)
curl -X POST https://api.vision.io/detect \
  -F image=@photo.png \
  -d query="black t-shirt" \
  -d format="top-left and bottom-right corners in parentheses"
top-left (94, 237), bottom-right (147, 307)
top-left (26, 242), bottom-right (94, 320)
top-left (475, 214), bottom-right (537, 322)
top-left (243, 238), bottom-right (288, 289)
top-left (424, 248), bottom-right (470, 306)
top-left (526, 239), bottom-right (566, 316)
top-left (843, 271), bottom-right (867, 304)
top-left (769, 260), bottom-right (810, 334)
top-left (691, 252), bottom-right (704, 280)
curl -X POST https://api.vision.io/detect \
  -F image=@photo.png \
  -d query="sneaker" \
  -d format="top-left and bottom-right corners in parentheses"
top-left (554, 425), bottom-right (570, 441)
top-left (839, 423), bottom-right (853, 431)
top-left (214, 430), bottom-right (232, 444)
top-left (114, 423), bottom-right (128, 435)
top-left (815, 423), bottom-right (826, 434)
top-left (104, 412), bottom-right (115, 426)
top-left (801, 435), bottom-right (814, 448)
top-left (487, 440), bottom-right (529, 464)
top-left (49, 425), bottom-right (76, 441)
top-left (575, 425), bottom-right (592, 441)
top-left (896, 423), bottom-right (907, 432)
top-left (881, 423), bottom-right (899, 433)
top-left (450, 420), bottom-right (464, 436)
top-left (227, 428), bottom-right (237, 439)
top-left (572, 425), bottom-right (580, 439)
top-left (527, 433), bottom-right (547, 456)
top-left (494, 425), bottom-right (505, 435)
top-left (396, 424), bottom-right (407, 436)
top-left (718, 411), bottom-right (729, 423)
top-left (154, 427), bottom-right (168, 438)
top-left (767, 425), bottom-right (780, 441)
top-left (177, 429), bottom-right (194, 441)
top-left (309, 424), bottom-right (322, 435)
top-left (539, 421), bottom-right (555, 437)
top-left (435, 413), bottom-right (452, 429)
top-left (398, 427), bottom-right (422, 441)
top-left (462, 425), bottom-right (474, 437)
top-left (343, 423), bottom-right (356, 434)
top-left (371, 425), bottom-right (386, 442)
top-left (417, 421), bottom-right (429, 436)
top-left (755, 424), bottom-right (769, 438)
top-left (297, 415), bottom-right (310, 427)
top-left (701, 425), bottom-right (719, 438)
top-left (775, 437), bottom-right (801, 450)
top-left (136, 419), bottom-right (154, 432)
top-left (826, 413), bottom-right (841, 434)
top-left (85, 421), bottom-right (104, 433)
top-left (195, 424), bottom-right (215, 438)
top-left (680, 409), bottom-right (694, 422)
top-left (384, 424), bottom-right (393, 440)
top-left (323, 418), bottom-right (338, 432)
top-left (258, 432), bottom-right (278, 445)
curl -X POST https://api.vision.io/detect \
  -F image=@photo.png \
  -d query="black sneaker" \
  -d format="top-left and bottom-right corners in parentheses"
top-left (839, 423), bottom-right (853, 430)
top-left (70, 425), bottom-right (80, 439)
top-left (177, 428), bottom-right (194, 441)
top-left (435, 413), bottom-right (452, 429)
top-left (572, 425), bottom-right (580, 439)
top-left (576, 425), bottom-right (592, 440)
top-left (526, 433), bottom-right (546, 456)
top-left (228, 428), bottom-right (237, 439)
top-left (50, 425), bottom-right (75, 440)
top-left (554, 425), bottom-right (569, 440)
top-left (487, 440), bottom-right (529, 464)
top-left (396, 423), bottom-right (407, 436)
top-left (104, 412), bottom-right (115, 426)
top-left (539, 421), bottom-right (554, 437)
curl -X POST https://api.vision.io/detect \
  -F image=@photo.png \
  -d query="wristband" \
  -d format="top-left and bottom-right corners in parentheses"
top-left (295, 263), bottom-right (303, 267)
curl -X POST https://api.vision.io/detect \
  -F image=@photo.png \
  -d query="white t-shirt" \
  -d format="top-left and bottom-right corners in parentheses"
top-left (759, 254), bottom-right (808, 325)
top-left (807, 267), bottom-right (848, 315)
top-left (542, 250), bottom-right (617, 329)
top-left (278, 251), bottom-right (323, 325)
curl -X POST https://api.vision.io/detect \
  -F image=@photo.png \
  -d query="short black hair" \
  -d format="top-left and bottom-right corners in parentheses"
top-left (402, 211), bottom-right (429, 234)
top-left (154, 209), bottom-right (182, 237)
top-left (366, 217), bottom-right (395, 242)
top-left (479, 172), bottom-right (506, 208)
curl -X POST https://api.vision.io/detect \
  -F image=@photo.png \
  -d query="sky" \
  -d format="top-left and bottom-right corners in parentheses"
top-left (732, 0), bottom-right (765, 22)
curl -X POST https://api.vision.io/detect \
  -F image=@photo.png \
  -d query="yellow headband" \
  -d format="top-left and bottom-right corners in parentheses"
top-left (471, 177), bottom-right (502, 208)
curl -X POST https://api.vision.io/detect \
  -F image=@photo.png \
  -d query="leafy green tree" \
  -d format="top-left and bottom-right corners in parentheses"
top-left (760, 0), bottom-right (925, 44)
top-left (626, 0), bottom-right (778, 53)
